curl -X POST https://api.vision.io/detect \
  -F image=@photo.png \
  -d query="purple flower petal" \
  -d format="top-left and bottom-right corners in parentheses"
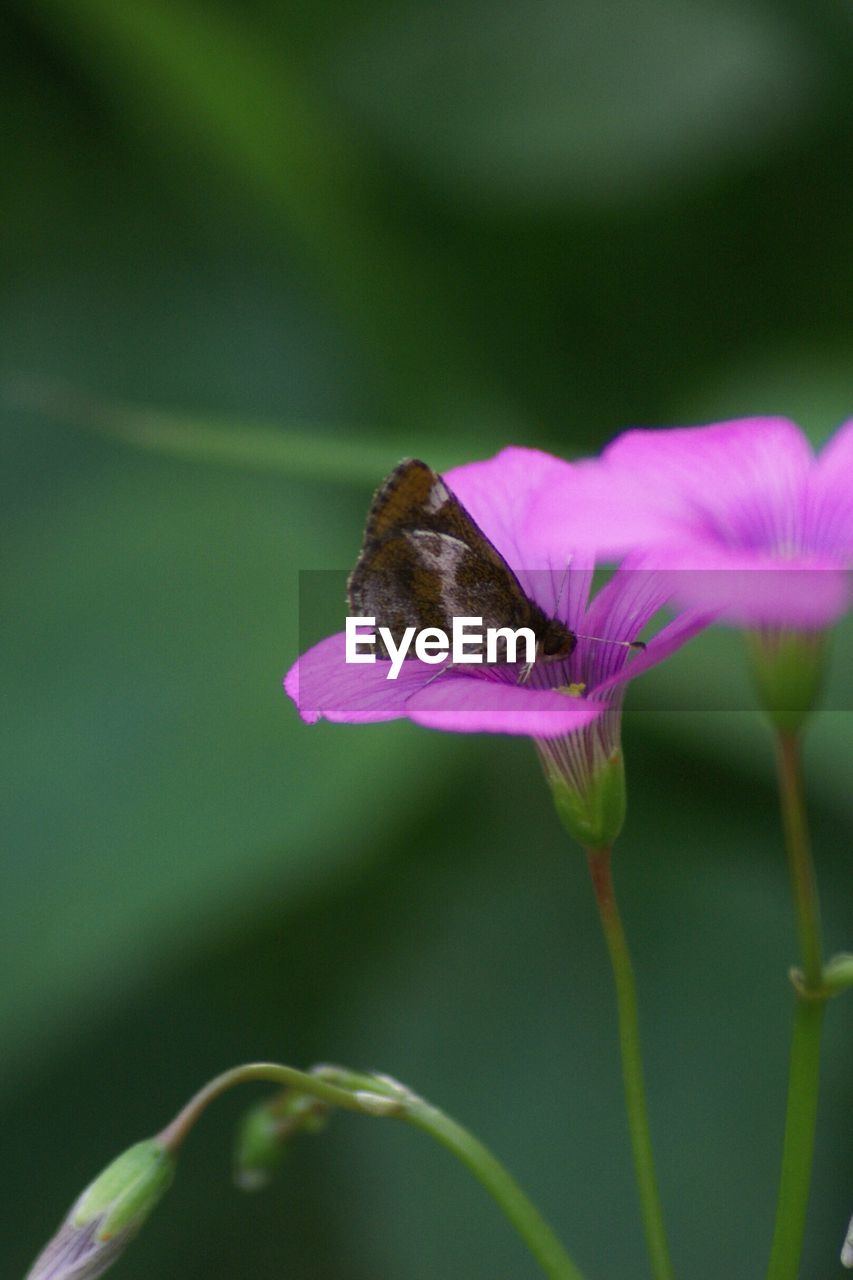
top-left (285, 632), bottom-right (441, 724)
top-left (536, 418), bottom-right (851, 626)
top-left (580, 563), bottom-right (676, 687)
top-left (602, 416), bottom-right (813, 491)
top-left (602, 417), bottom-right (814, 552)
top-left (810, 420), bottom-right (853, 556)
top-left (634, 542), bottom-right (849, 628)
top-left (25, 1216), bottom-right (127, 1280)
top-left (595, 610), bottom-right (713, 697)
top-left (406, 676), bottom-right (604, 737)
top-left (538, 417), bottom-right (817, 557)
top-left (535, 457), bottom-right (686, 556)
top-left (550, 555), bottom-right (596, 632)
top-left (443, 448), bottom-right (589, 613)
top-left (443, 447), bottom-right (569, 564)
top-left (285, 631), bottom-right (607, 736)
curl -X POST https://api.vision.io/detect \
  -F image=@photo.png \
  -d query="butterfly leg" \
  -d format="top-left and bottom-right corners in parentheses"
top-left (419, 661), bottom-right (458, 690)
top-left (517, 640), bottom-right (545, 685)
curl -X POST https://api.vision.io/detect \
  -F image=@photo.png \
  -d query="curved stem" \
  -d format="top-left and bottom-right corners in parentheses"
top-left (404, 1099), bottom-right (588, 1280)
top-left (315, 1067), bottom-right (590, 1280)
top-left (158, 1062), bottom-right (589, 1280)
top-left (157, 1062), bottom-right (378, 1151)
top-left (766, 730), bottom-right (827, 1280)
top-left (585, 846), bottom-right (675, 1280)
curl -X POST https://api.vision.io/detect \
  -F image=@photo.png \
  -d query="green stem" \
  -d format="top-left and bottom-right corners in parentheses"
top-left (585, 846), bottom-right (675, 1280)
top-left (404, 1099), bottom-right (587, 1280)
top-left (156, 1062), bottom-right (381, 1151)
top-left (775, 731), bottom-right (823, 990)
top-left (766, 730), bottom-right (827, 1280)
top-left (159, 1062), bottom-right (589, 1280)
top-left (316, 1067), bottom-right (590, 1280)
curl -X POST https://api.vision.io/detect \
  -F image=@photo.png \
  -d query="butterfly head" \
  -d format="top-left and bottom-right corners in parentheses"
top-left (538, 618), bottom-right (577, 661)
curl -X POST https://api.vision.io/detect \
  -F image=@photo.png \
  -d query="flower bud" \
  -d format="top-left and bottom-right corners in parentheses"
top-left (25, 1139), bottom-right (175, 1280)
top-left (543, 744), bottom-right (626, 850)
top-left (234, 1092), bottom-right (329, 1192)
top-left (748, 629), bottom-right (826, 733)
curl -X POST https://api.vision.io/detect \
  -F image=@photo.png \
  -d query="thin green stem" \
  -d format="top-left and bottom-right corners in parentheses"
top-left (316, 1067), bottom-right (590, 1280)
top-left (775, 731), bottom-right (823, 989)
top-left (766, 1000), bottom-right (824, 1280)
top-left (585, 846), bottom-right (675, 1280)
top-left (405, 1100), bottom-right (587, 1280)
top-left (766, 730), bottom-right (828, 1280)
top-left (156, 1062), bottom-right (380, 1151)
top-left (158, 1062), bottom-right (589, 1280)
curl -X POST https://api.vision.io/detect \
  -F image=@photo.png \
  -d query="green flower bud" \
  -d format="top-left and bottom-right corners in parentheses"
top-left (544, 745), bottom-right (626, 850)
top-left (234, 1092), bottom-right (329, 1192)
top-left (26, 1139), bottom-right (175, 1280)
top-left (747, 629), bottom-right (826, 733)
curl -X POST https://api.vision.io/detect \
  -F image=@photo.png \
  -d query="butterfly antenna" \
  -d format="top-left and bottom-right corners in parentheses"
top-left (574, 633), bottom-right (647, 651)
top-left (553, 563), bottom-right (571, 617)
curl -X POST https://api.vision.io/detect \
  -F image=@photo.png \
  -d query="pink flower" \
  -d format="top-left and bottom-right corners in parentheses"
top-left (536, 417), bottom-right (852, 628)
top-left (284, 449), bottom-right (706, 739)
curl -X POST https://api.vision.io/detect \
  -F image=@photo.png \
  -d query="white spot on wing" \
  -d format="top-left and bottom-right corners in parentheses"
top-left (406, 529), bottom-right (469, 571)
top-left (423, 479), bottom-right (451, 514)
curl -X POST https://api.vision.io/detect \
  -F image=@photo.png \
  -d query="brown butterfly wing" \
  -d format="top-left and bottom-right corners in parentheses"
top-left (347, 459), bottom-right (546, 651)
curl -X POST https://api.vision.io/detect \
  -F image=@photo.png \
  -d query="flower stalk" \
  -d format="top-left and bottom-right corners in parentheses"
top-left (766, 731), bottom-right (829, 1280)
top-left (155, 1062), bottom-right (388, 1154)
top-left (774, 731), bottom-right (823, 991)
top-left (314, 1067), bottom-right (589, 1280)
top-left (585, 846), bottom-right (675, 1280)
top-left (28, 1061), bottom-right (588, 1280)
top-left (408, 1099), bottom-right (584, 1280)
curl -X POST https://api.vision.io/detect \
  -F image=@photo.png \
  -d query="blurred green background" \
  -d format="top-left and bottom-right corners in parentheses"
top-left (2, 1), bottom-right (851, 1276)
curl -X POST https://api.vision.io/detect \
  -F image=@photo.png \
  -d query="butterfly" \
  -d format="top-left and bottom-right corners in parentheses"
top-left (347, 458), bottom-right (577, 673)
